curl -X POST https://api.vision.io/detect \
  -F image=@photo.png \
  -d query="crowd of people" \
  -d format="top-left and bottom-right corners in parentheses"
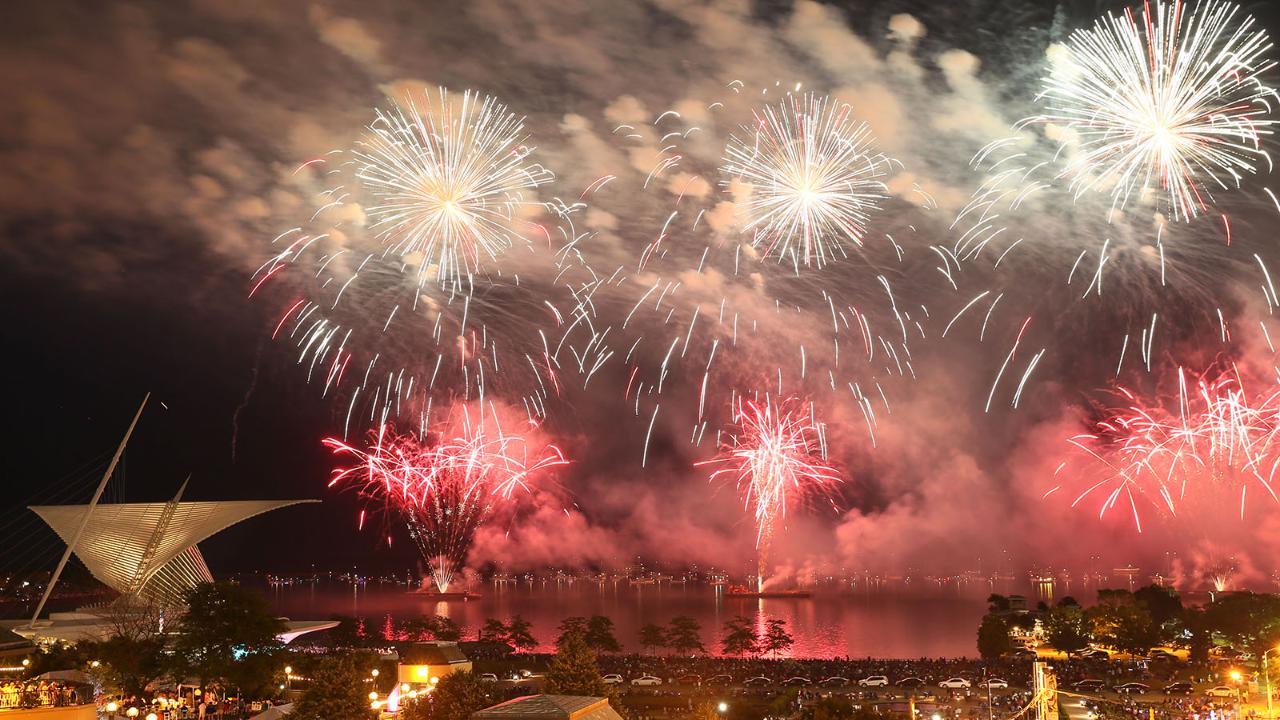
top-left (597, 655), bottom-right (1047, 687)
top-left (0, 678), bottom-right (88, 709)
top-left (102, 690), bottom-right (285, 719)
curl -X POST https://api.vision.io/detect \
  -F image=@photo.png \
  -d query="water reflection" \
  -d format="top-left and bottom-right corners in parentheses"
top-left (268, 581), bottom-right (993, 658)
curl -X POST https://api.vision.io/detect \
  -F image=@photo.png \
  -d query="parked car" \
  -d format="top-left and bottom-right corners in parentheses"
top-left (939, 678), bottom-right (971, 689)
top-left (859, 676), bottom-right (890, 687)
top-left (478, 673), bottom-right (499, 682)
top-left (602, 674), bottom-right (623, 685)
top-left (631, 675), bottom-right (662, 686)
top-left (1206, 686), bottom-right (1238, 698)
top-left (1163, 682), bottom-right (1194, 695)
top-left (898, 677), bottom-right (927, 688)
top-left (1079, 649), bottom-right (1111, 660)
top-left (1072, 680), bottom-right (1107, 691)
top-left (821, 677), bottom-right (851, 687)
top-left (1117, 683), bottom-right (1149, 694)
top-left (1148, 649), bottom-right (1178, 661)
top-left (1010, 649), bottom-right (1038, 660)
top-left (676, 675), bottom-right (701, 686)
top-left (784, 677), bottom-right (813, 687)
top-left (744, 676), bottom-right (772, 688)
top-left (984, 679), bottom-right (1009, 689)
top-left (706, 675), bottom-right (733, 686)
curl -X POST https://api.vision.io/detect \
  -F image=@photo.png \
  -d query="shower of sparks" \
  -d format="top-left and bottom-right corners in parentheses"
top-left (1037, 0), bottom-right (1277, 220)
top-left (722, 92), bottom-right (891, 270)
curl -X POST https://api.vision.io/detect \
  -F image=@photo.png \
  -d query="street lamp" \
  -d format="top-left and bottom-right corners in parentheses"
top-left (1264, 647), bottom-right (1280, 720)
top-left (717, 702), bottom-right (728, 713)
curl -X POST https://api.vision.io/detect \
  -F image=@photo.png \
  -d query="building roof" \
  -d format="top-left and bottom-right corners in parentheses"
top-left (29, 499), bottom-right (317, 607)
top-left (400, 641), bottom-right (470, 666)
top-left (473, 695), bottom-right (621, 720)
top-left (0, 627), bottom-right (35, 658)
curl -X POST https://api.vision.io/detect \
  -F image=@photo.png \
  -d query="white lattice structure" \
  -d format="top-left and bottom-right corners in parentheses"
top-left (29, 497), bottom-right (317, 607)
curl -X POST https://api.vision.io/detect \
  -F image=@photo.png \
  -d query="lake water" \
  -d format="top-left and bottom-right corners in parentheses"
top-left (266, 581), bottom-right (1004, 659)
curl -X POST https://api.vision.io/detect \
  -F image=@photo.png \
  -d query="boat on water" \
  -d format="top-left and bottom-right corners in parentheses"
top-left (723, 584), bottom-right (812, 599)
top-left (410, 589), bottom-right (481, 600)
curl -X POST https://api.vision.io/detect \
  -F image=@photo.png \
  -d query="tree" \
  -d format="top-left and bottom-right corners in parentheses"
top-left (400, 617), bottom-right (437, 641)
top-left (478, 618), bottom-right (509, 644)
top-left (329, 616), bottom-right (366, 648)
top-left (667, 616), bottom-right (705, 655)
top-left (1135, 584), bottom-right (1183, 628)
top-left (807, 695), bottom-right (855, 720)
top-left (1202, 592), bottom-right (1280, 658)
top-left (506, 615), bottom-right (537, 652)
top-left (1087, 602), bottom-right (1157, 655)
top-left (545, 629), bottom-right (609, 697)
top-left (721, 616), bottom-right (758, 657)
top-left (401, 671), bottom-right (496, 720)
top-left (987, 594), bottom-right (1010, 613)
top-left (1181, 606), bottom-right (1214, 664)
top-left (82, 635), bottom-right (167, 698)
top-left (639, 623), bottom-right (668, 655)
top-left (977, 614), bottom-right (1012, 659)
top-left (761, 618), bottom-right (794, 657)
top-left (585, 616), bottom-right (621, 654)
top-left (557, 617), bottom-right (588, 647)
top-left (169, 581), bottom-right (286, 689)
top-left (1044, 605), bottom-right (1090, 656)
top-left (292, 654), bottom-right (375, 720)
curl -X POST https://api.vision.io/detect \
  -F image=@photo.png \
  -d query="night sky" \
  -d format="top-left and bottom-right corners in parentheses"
top-left (5, 0), bottom-right (1280, 587)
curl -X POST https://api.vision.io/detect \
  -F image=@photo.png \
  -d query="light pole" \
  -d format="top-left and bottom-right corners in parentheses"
top-left (1264, 648), bottom-right (1280, 720)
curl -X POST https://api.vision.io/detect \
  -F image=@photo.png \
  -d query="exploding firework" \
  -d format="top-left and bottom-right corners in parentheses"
top-left (699, 397), bottom-right (842, 589)
top-left (255, 86), bottom-right (612, 435)
top-left (358, 88), bottom-right (554, 286)
top-left (325, 405), bottom-right (568, 592)
top-left (1037, 0), bottom-right (1277, 220)
top-left (1048, 365), bottom-right (1280, 532)
top-left (721, 92), bottom-right (891, 270)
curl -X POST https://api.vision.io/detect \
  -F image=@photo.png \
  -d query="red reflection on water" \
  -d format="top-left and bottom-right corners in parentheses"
top-left (269, 583), bottom-right (988, 659)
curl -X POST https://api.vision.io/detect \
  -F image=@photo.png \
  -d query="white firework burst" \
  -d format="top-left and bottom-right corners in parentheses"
top-left (356, 88), bottom-right (554, 286)
top-left (721, 92), bottom-right (891, 271)
top-left (1037, 0), bottom-right (1277, 220)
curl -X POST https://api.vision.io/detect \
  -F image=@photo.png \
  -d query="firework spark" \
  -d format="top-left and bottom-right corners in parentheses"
top-left (1048, 365), bottom-right (1280, 532)
top-left (358, 88), bottom-right (554, 286)
top-left (325, 406), bottom-right (568, 592)
top-left (699, 397), bottom-right (842, 589)
top-left (1037, 0), bottom-right (1277, 220)
top-left (722, 92), bottom-right (891, 270)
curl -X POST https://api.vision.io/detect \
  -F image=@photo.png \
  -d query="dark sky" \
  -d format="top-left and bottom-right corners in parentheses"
top-left (4, 0), bottom-right (1280, 586)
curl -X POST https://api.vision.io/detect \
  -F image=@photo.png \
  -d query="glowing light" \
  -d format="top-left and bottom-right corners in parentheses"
top-left (700, 397), bottom-right (841, 587)
top-left (722, 92), bottom-right (889, 269)
top-left (1038, 0), bottom-right (1277, 220)
top-left (327, 405), bottom-right (567, 592)
top-left (358, 88), bottom-right (553, 286)
top-left (1049, 365), bottom-right (1280, 531)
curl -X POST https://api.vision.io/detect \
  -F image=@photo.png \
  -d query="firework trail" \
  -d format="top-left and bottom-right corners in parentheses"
top-left (1047, 364), bottom-right (1280, 533)
top-left (721, 92), bottom-right (892, 271)
top-left (1037, 0), bottom-right (1277, 221)
top-left (325, 403), bottom-right (568, 592)
top-left (699, 396), bottom-right (841, 589)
